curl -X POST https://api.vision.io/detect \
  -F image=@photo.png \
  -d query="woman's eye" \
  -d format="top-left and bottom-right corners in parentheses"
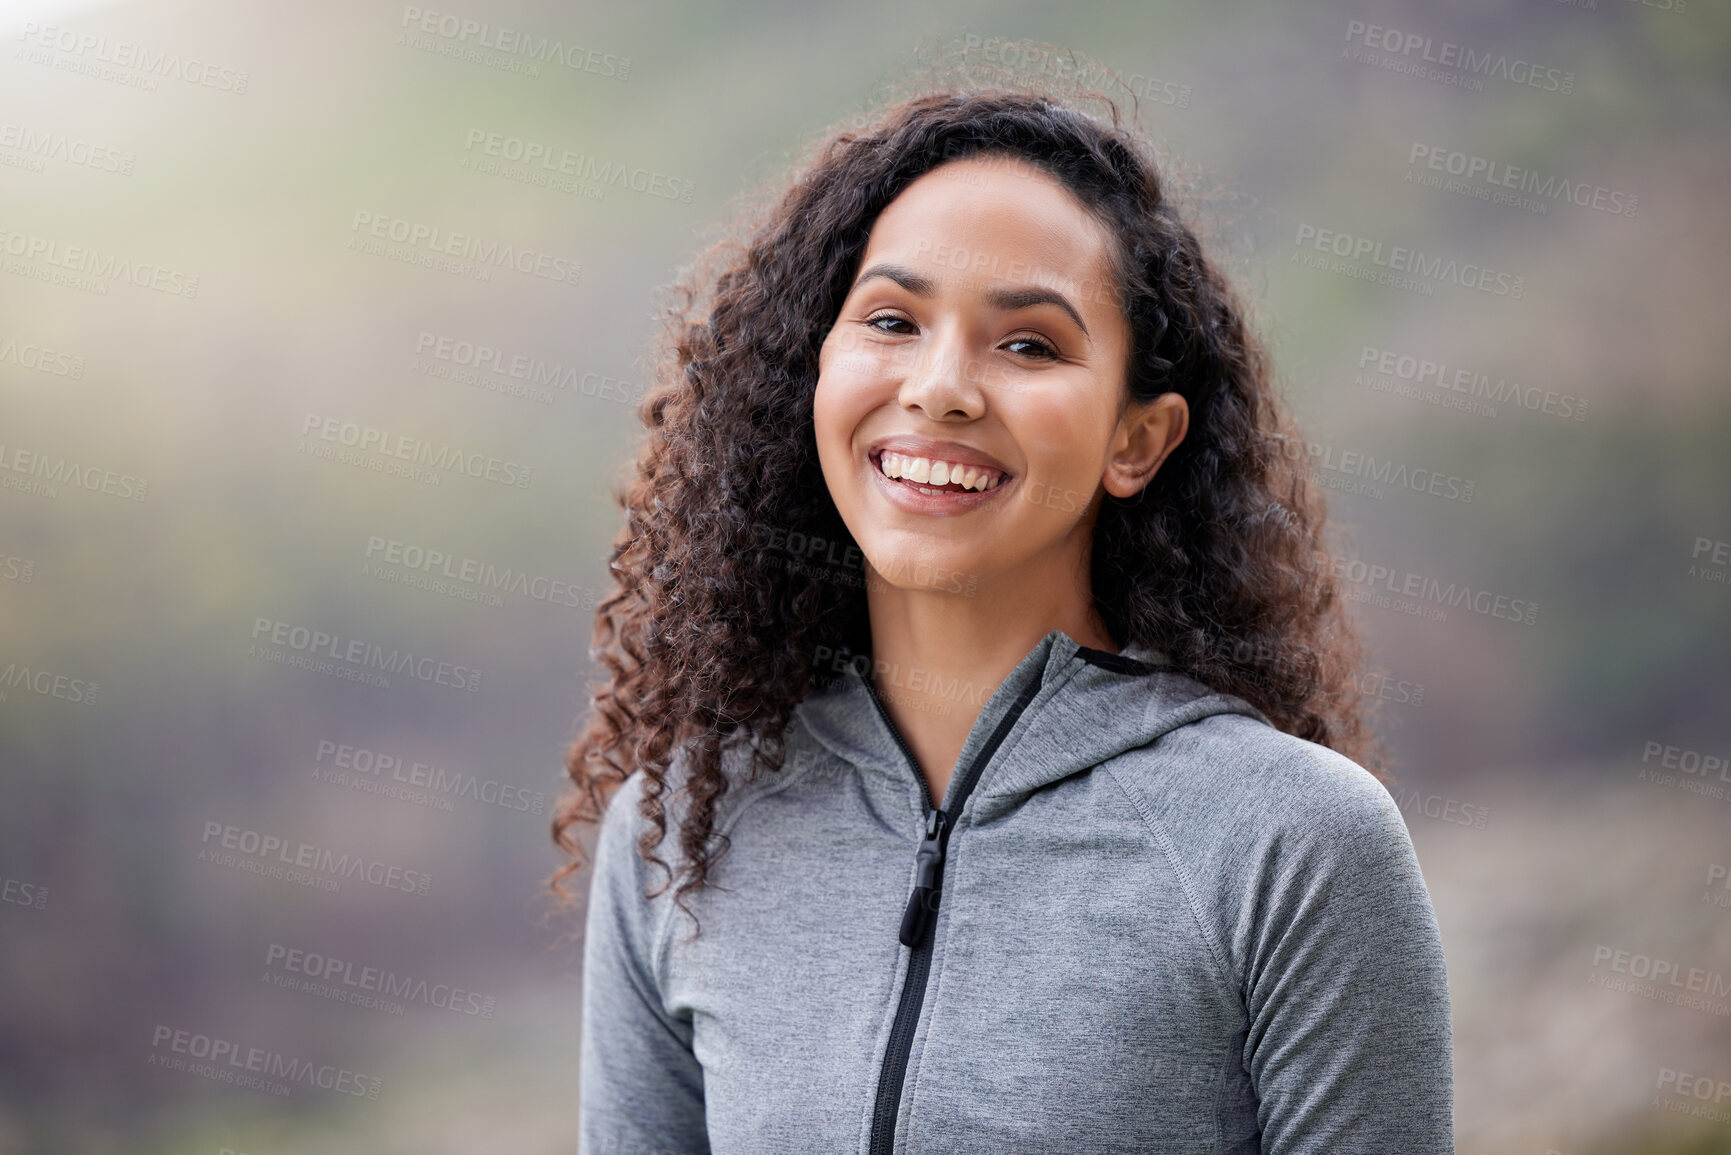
top-left (1004, 336), bottom-right (1058, 360)
top-left (864, 313), bottom-right (915, 335)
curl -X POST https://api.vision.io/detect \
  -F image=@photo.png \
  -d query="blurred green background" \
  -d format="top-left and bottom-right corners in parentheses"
top-left (2, 0), bottom-right (1728, 1151)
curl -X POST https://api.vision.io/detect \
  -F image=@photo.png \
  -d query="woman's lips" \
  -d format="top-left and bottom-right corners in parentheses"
top-left (874, 449), bottom-right (1005, 492)
top-left (867, 448), bottom-right (1012, 512)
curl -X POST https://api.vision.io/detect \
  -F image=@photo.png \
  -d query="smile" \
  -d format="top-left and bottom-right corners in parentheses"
top-left (875, 451), bottom-right (1006, 493)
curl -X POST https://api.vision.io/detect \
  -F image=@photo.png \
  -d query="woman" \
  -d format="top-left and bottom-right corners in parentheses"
top-left (554, 87), bottom-right (1454, 1154)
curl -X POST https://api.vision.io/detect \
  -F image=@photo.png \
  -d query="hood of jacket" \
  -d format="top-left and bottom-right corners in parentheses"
top-left (792, 629), bottom-right (1272, 823)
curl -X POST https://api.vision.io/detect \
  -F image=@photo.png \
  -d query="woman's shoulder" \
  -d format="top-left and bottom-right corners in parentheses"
top-left (598, 727), bottom-right (816, 859)
top-left (1110, 708), bottom-right (1410, 872)
top-left (1109, 712), bottom-right (1440, 986)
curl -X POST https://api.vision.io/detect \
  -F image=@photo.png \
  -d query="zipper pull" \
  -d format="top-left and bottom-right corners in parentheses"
top-left (898, 808), bottom-right (948, 948)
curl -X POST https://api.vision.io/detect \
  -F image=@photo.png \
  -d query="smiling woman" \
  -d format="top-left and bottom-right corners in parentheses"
top-left (555, 88), bottom-right (1453, 1154)
top-left (814, 154), bottom-right (1192, 804)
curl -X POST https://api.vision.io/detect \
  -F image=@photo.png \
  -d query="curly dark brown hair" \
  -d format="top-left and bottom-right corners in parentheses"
top-left (550, 83), bottom-right (1380, 926)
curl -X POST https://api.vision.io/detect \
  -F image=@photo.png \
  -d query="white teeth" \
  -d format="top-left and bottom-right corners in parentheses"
top-left (876, 453), bottom-right (1003, 491)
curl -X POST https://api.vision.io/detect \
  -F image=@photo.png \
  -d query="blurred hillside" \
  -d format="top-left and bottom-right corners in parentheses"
top-left (2, 0), bottom-right (1728, 1150)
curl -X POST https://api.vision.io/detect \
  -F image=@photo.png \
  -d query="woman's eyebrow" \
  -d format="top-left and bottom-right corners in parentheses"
top-left (983, 284), bottom-right (1089, 338)
top-left (852, 262), bottom-right (1090, 338)
top-left (852, 262), bottom-right (937, 297)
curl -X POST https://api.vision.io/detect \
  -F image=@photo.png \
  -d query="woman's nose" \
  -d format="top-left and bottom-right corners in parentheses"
top-left (898, 331), bottom-right (986, 420)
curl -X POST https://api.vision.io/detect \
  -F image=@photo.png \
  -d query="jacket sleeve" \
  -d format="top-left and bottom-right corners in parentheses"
top-left (1235, 755), bottom-right (1455, 1155)
top-left (578, 770), bottom-right (712, 1155)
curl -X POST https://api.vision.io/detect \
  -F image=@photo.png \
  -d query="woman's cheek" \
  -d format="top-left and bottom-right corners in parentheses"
top-left (812, 365), bottom-right (883, 512)
top-left (811, 381), bottom-right (852, 498)
top-left (1014, 474), bottom-right (1088, 517)
top-left (1005, 406), bottom-right (1100, 521)
top-left (817, 333), bottom-right (887, 409)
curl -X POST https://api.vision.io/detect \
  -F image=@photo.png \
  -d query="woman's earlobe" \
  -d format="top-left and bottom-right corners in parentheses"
top-left (1102, 458), bottom-right (1162, 499)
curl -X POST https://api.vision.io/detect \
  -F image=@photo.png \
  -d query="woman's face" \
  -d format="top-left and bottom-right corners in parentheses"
top-left (814, 153), bottom-right (1175, 600)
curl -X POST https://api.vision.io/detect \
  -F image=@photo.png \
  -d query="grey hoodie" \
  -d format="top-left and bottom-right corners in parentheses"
top-left (577, 630), bottom-right (1453, 1154)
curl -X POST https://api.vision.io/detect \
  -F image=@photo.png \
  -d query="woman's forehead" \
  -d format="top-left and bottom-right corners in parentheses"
top-left (855, 158), bottom-right (1121, 325)
top-left (869, 156), bottom-right (1108, 258)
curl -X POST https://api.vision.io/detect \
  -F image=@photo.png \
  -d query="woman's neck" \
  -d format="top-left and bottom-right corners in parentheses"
top-left (863, 555), bottom-right (1115, 806)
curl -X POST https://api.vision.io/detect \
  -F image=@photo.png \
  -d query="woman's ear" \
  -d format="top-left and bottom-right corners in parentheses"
top-left (1102, 392), bottom-right (1189, 499)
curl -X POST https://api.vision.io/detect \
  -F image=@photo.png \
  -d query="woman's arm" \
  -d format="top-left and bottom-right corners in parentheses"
top-left (1236, 758), bottom-right (1455, 1154)
top-left (578, 771), bottom-right (712, 1155)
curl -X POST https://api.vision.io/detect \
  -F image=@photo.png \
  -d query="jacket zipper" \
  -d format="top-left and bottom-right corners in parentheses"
top-left (863, 670), bottom-right (1044, 1155)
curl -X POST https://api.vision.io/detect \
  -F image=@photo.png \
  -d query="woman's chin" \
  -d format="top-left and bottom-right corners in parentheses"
top-left (859, 542), bottom-right (991, 599)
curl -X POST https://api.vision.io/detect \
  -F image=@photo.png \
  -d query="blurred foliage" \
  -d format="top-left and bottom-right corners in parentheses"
top-left (1, 0), bottom-right (1728, 1149)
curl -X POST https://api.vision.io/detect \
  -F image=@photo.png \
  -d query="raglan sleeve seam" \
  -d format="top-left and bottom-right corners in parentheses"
top-left (1102, 761), bottom-right (1243, 1005)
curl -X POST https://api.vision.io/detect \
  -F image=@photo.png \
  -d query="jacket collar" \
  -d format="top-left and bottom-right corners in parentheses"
top-left (792, 630), bottom-right (1268, 816)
